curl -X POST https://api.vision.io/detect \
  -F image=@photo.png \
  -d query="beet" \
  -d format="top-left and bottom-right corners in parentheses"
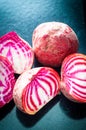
top-left (13, 67), bottom-right (60, 115)
top-left (0, 31), bottom-right (34, 74)
top-left (0, 55), bottom-right (15, 108)
top-left (32, 22), bottom-right (79, 67)
top-left (61, 53), bottom-right (86, 103)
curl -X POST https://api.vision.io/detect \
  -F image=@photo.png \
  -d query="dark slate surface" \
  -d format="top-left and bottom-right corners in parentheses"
top-left (0, 0), bottom-right (86, 130)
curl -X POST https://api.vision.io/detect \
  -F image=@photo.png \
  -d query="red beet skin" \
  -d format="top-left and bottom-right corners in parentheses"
top-left (32, 22), bottom-right (79, 67)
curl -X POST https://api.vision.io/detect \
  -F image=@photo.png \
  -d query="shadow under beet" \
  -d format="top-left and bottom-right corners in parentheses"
top-left (16, 95), bottom-right (60, 127)
top-left (60, 93), bottom-right (86, 119)
top-left (33, 57), bottom-right (61, 75)
top-left (0, 100), bottom-right (15, 120)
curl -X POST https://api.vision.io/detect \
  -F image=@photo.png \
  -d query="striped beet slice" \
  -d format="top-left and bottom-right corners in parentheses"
top-left (0, 31), bottom-right (34, 74)
top-left (61, 53), bottom-right (86, 103)
top-left (13, 67), bottom-right (60, 115)
top-left (0, 55), bottom-right (15, 108)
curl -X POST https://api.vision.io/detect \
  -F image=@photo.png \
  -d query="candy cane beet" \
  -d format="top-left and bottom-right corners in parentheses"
top-left (61, 53), bottom-right (86, 103)
top-left (0, 55), bottom-right (15, 108)
top-left (0, 31), bottom-right (34, 74)
top-left (32, 22), bottom-right (79, 67)
top-left (13, 67), bottom-right (60, 115)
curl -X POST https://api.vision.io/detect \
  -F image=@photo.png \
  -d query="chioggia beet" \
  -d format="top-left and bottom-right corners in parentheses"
top-left (13, 67), bottom-right (60, 115)
top-left (32, 22), bottom-right (79, 67)
top-left (60, 53), bottom-right (86, 103)
top-left (0, 31), bottom-right (34, 74)
top-left (0, 55), bottom-right (15, 108)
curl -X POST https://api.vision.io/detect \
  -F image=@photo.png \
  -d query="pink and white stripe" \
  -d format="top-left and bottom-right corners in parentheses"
top-left (0, 31), bottom-right (34, 74)
top-left (13, 67), bottom-right (60, 115)
top-left (0, 56), bottom-right (15, 107)
top-left (61, 53), bottom-right (86, 103)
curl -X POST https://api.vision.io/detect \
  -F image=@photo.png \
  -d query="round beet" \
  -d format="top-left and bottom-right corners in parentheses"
top-left (13, 67), bottom-right (60, 115)
top-left (0, 55), bottom-right (15, 108)
top-left (61, 53), bottom-right (86, 103)
top-left (32, 22), bottom-right (79, 67)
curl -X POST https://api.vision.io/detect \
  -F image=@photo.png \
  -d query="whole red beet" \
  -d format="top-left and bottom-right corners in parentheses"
top-left (32, 22), bottom-right (79, 67)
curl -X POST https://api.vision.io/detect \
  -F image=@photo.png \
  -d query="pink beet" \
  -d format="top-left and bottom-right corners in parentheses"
top-left (0, 55), bottom-right (15, 108)
top-left (0, 31), bottom-right (34, 74)
top-left (32, 22), bottom-right (79, 67)
top-left (13, 67), bottom-right (60, 115)
top-left (61, 53), bottom-right (86, 103)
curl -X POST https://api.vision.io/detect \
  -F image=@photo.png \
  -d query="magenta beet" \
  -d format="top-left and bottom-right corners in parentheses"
top-left (0, 31), bottom-right (34, 74)
top-left (32, 22), bottom-right (79, 67)
top-left (0, 55), bottom-right (15, 108)
top-left (13, 67), bottom-right (60, 115)
top-left (61, 53), bottom-right (86, 103)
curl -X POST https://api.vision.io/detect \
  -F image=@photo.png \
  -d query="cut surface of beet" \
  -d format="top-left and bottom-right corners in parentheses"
top-left (0, 55), bottom-right (15, 108)
top-left (13, 67), bottom-right (60, 115)
top-left (0, 31), bottom-right (34, 74)
top-left (61, 53), bottom-right (86, 103)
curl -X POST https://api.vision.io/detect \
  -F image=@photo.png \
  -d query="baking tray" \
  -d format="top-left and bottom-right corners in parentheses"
top-left (0, 0), bottom-right (86, 130)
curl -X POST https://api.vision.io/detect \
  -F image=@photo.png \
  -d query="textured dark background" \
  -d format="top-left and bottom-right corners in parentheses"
top-left (0, 0), bottom-right (86, 130)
